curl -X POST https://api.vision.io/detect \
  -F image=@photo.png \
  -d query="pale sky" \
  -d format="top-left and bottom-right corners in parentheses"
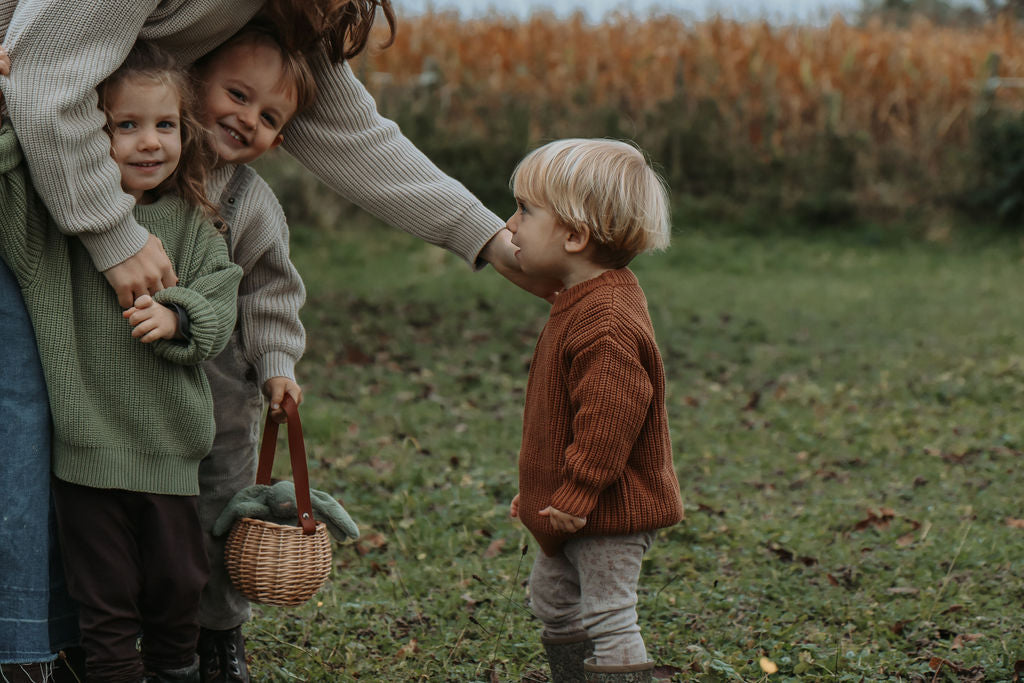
top-left (398, 0), bottom-right (861, 23)
top-left (398, 0), bottom-right (987, 23)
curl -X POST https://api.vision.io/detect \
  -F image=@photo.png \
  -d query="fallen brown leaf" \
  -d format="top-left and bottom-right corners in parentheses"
top-left (896, 531), bottom-right (917, 547)
top-left (483, 538), bottom-right (507, 559)
top-left (396, 638), bottom-right (418, 657)
top-left (951, 633), bottom-right (984, 650)
top-left (853, 508), bottom-right (895, 532)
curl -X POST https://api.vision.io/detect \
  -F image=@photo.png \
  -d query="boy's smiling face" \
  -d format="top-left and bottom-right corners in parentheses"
top-left (197, 42), bottom-right (298, 166)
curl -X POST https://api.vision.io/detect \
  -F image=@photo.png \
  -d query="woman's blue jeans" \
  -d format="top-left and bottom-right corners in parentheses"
top-left (0, 258), bottom-right (78, 662)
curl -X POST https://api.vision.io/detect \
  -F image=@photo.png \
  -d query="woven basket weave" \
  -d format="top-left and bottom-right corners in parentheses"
top-left (223, 395), bottom-right (333, 606)
top-left (225, 516), bottom-right (332, 606)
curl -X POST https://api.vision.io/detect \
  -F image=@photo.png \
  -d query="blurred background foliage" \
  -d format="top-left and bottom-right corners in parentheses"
top-left (257, 0), bottom-right (1024, 234)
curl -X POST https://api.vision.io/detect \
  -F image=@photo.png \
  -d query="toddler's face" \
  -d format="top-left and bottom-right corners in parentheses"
top-left (197, 43), bottom-right (298, 166)
top-left (506, 198), bottom-right (572, 285)
top-left (106, 76), bottom-right (183, 203)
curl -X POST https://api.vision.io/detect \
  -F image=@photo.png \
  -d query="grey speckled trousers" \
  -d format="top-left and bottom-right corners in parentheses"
top-left (197, 332), bottom-right (264, 630)
top-left (528, 532), bottom-right (653, 667)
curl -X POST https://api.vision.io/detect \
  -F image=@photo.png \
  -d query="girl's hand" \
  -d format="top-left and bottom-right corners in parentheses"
top-left (123, 294), bottom-right (179, 342)
top-left (264, 376), bottom-right (303, 423)
top-left (539, 506), bottom-right (586, 533)
top-left (509, 493), bottom-right (520, 519)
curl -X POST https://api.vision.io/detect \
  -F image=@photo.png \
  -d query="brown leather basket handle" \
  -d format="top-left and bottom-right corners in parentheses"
top-left (255, 394), bottom-right (317, 535)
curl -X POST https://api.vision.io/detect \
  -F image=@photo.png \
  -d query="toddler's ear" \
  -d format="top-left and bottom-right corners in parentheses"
top-left (564, 228), bottom-right (590, 254)
top-left (269, 133), bottom-right (284, 151)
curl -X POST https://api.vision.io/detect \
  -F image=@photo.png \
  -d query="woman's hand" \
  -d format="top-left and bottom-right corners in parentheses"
top-left (480, 229), bottom-right (562, 303)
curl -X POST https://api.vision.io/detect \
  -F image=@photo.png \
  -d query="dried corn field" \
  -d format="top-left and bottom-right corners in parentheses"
top-left (347, 11), bottom-right (1024, 222)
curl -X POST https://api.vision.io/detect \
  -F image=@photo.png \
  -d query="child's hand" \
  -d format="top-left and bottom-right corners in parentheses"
top-left (122, 294), bottom-right (179, 343)
top-left (0, 44), bottom-right (9, 110)
top-left (509, 494), bottom-right (520, 519)
top-left (264, 376), bottom-right (303, 423)
top-left (539, 506), bottom-right (586, 533)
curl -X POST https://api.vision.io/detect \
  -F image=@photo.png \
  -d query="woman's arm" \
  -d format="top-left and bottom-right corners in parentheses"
top-left (281, 55), bottom-right (561, 300)
top-left (3, 0), bottom-right (176, 306)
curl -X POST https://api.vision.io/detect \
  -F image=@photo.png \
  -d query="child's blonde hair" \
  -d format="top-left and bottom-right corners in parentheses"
top-left (98, 41), bottom-right (218, 216)
top-left (510, 138), bottom-right (671, 268)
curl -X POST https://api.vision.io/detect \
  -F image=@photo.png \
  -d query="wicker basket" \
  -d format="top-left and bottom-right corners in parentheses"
top-left (223, 394), bottom-right (333, 606)
top-left (224, 516), bottom-right (332, 606)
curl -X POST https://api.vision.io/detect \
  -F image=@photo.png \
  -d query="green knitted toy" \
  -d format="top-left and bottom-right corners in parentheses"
top-left (213, 480), bottom-right (359, 542)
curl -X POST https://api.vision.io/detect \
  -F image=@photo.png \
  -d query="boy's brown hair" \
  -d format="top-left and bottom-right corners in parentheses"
top-left (193, 19), bottom-right (319, 122)
top-left (98, 41), bottom-right (218, 217)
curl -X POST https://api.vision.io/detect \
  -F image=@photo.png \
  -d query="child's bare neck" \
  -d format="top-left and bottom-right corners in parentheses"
top-left (561, 259), bottom-right (611, 290)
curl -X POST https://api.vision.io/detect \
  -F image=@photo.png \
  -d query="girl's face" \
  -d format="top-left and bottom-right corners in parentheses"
top-left (106, 76), bottom-right (183, 203)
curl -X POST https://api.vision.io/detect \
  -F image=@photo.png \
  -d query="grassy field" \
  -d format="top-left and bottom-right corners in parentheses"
top-left (242, 208), bottom-right (1024, 681)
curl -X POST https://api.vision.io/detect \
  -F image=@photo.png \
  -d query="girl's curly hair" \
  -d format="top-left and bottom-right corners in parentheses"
top-left (97, 41), bottom-right (218, 217)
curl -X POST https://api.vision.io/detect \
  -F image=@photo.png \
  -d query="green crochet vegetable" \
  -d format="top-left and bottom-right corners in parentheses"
top-left (213, 480), bottom-right (359, 542)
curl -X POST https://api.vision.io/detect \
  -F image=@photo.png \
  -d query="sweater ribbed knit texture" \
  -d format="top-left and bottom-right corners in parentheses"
top-left (518, 269), bottom-right (683, 556)
top-left (0, 0), bottom-right (503, 271)
top-left (206, 165), bottom-right (305, 386)
top-left (0, 122), bottom-right (242, 496)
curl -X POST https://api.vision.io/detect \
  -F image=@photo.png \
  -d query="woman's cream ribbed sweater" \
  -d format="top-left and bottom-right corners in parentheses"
top-left (0, 0), bottom-right (503, 272)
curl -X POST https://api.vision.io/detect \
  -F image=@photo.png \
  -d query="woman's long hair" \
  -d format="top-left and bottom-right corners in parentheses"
top-left (98, 41), bottom-right (218, 216)
top-left (261, 0), bottom-right (397, 63)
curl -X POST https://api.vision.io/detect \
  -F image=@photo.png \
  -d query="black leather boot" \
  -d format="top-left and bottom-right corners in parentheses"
top-left (197, 627), bottom-right (249, 683)
top-left (143, 657), bottom-right (200, 683)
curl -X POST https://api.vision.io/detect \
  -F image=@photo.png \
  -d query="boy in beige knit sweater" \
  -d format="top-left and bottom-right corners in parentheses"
top-left (506, 139), bottom-right (684, 683)
top-left (189, 24), bottom-right (317, 681)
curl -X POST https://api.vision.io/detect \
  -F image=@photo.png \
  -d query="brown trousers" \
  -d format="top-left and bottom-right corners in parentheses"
top-left (52, 478), bottom-right (209, 683)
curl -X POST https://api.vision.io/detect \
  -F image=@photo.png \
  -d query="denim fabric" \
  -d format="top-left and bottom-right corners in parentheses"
top-left (0, 259), bottom-right (78, 662)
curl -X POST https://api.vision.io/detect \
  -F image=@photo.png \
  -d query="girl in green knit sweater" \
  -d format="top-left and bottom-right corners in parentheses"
top-left (0, 43), bottom-right (241, 682)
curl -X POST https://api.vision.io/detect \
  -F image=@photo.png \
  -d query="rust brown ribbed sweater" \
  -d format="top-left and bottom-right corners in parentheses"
top-left (518, 268), bottom-right (683, 556)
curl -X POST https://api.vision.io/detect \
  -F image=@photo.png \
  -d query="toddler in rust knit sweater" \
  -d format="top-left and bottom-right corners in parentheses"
top-left (507, 139), bottom-right (683, 683)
